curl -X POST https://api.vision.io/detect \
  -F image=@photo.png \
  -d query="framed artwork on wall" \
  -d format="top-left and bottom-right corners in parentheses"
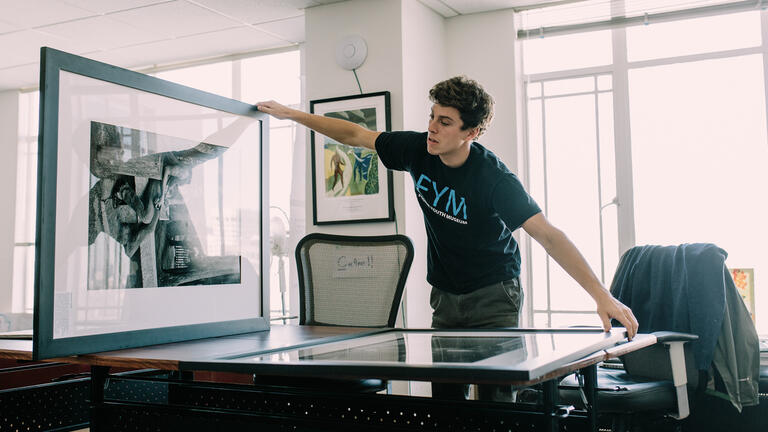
top-left (310, 91), bottom-right (394, 225)
top-left (33, 47), bottom-right (270, 359)
top-left (729, 268), bottom-right (755, 323)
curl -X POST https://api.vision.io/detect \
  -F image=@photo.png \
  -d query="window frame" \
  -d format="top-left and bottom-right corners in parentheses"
top-left (520, 9), bottom-right (768, 328)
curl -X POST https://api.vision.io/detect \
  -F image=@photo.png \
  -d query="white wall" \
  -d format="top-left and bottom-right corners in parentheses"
top-left (401, 0), bottom-right (446, 328)
top-left (444, 10), bottom-right (532, 324)
top-left (304, 0), bottom-right (404, 237)
top-left (445, 9), bottom-right (519, 169)
top-left (305, 0), bottom-right (451, 329)
top-left (0, 91), bottom-right (19, 311)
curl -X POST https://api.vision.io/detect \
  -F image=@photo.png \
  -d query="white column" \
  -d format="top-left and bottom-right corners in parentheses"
top-left (0, 90), bottom-right (20, 312)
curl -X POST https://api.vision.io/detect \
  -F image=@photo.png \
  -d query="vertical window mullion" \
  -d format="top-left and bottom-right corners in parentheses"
top-left (521, 77), bottom-right (536, 327)
top-left (232, 59), bottom-right (242, 101)
top-left (539, 88), bottom-right (553, 328)
top-left (611, 25), bottom-right (636, 256)
top-left (593, 76), bottom-right (606, 283)
top-left (760, 9), bottom-right (768, 152)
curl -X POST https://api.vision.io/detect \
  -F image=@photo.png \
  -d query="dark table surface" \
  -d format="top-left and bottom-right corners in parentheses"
top-left (1, 325), bottom-right (659, 386)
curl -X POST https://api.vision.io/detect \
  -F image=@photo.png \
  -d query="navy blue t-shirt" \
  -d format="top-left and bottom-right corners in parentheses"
top-left (375, 131), bottom-right (541, 294)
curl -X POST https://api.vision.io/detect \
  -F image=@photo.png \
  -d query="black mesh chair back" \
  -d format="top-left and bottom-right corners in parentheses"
top-left (296, 233), bottom-right (414, 327)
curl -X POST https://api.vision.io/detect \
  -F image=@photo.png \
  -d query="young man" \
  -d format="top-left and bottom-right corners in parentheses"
top-left (257, 76), bottom-right (639, 399)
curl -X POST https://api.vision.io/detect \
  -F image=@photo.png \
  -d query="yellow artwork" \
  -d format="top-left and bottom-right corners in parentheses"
top-left (729, 268), bottom-right (755, 323)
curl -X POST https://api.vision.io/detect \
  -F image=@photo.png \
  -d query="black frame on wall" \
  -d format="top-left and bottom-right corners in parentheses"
top-left (309, 91), bottom-right (394, 225)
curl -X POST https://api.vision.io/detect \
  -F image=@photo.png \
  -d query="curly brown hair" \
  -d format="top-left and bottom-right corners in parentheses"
top-left (429, 76), bottom-right (494, 137)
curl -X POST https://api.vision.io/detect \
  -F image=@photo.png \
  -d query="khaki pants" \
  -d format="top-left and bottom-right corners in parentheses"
top-left (430, 278), bottom-right (523, 402)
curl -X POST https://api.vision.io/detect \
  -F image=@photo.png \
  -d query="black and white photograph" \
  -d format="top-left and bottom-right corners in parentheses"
top-left (87, 121), bottom-right (241, 291)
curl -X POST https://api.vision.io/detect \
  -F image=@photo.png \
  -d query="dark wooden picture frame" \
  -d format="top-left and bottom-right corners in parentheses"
top-left (33, 47), bottom-right (270, 360)
top-left (309, 91), bottom-right (394, 225)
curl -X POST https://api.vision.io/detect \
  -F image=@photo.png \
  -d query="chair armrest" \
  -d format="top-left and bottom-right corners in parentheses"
top-left (652, 331), bottom-right (698, 343)
top-left (654, 332), bottom-right (697, 420)
top-left (610, 331), bottom-right (697, 420)
top-left (604, 333), bottom-right (658, 358)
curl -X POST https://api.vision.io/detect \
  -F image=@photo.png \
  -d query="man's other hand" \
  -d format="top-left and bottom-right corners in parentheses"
top-left (596, 294), bottom-right (639, 340)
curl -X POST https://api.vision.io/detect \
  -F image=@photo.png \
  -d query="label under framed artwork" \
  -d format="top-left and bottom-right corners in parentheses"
top-left (33, 47), bottom-right (271, 359)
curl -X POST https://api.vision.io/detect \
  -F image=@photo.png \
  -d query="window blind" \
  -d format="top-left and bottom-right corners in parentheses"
top-left (517, 0), bottom-right (762, 39)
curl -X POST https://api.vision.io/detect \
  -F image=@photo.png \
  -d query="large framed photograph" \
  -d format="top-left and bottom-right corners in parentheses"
top-left (310, 92), bottom-right (393, 225)
top-left (33, 48), bottom-right (270, 359)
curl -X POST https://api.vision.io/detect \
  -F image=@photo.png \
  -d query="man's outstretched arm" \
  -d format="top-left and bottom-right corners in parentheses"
top-left (256, 100), bottom-right (380, 150)
top-left (522, 212), bottom-right (639, 339)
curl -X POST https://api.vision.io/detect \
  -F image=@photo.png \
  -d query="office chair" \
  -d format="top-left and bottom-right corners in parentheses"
top-left (559, 331), bottom-right (698, 431)
top-left (255, 233), bottom-right (414, 393)
top-left (296, 233), bottom-right (414, 328)
top-left (560, 243), bottom-right (761, 432)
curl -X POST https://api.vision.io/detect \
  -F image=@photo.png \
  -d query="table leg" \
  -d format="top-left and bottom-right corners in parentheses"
top-left (542, 379), bottom-right (559, 432)
top-left (168, 368), bottom-right (194, 406)
top-left (582, 365), bottom-right (599, 432)
top-left (89, 365), bottom-right (110, 432)
top-left (169, 369), bottom-right (193, 381)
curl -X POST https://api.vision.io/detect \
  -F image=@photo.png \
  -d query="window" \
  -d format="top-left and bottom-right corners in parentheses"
top-left (527, 75), bottom-right (618, 328)
top-left (11, 91), bottom-right (39, 315)
top-left (523, 30), bottom-right (612, 75)
top-left (9, 49), bottom-right (302, 323)
top-left (522, 7), bottom-right (768, 334)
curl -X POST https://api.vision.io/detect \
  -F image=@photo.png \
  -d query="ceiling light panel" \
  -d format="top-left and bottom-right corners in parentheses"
top-left (2, 0), bottom-right (95, 28)
top-left (90, 25), bottom-right (287, 70)
top-left (61, 0), bottom-right (170, 15)
top-left (192, 0), bottom-right (310, 24)
top-left (38, 16), bottom-right (162, 51)
top-left (253, 15), bottom-right (305, 43)
top-left (109, 1), bottom-right (242, 39)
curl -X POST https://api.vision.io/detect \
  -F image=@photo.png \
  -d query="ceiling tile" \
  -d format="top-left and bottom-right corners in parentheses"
top-left (0, 20), bottom-right (21, 34)
top-left (190, 0), bottom-right (311, 24)
top-left (254, 16), bottom-right (304, 44)
top-left (0, 30), bottom-right (86, 68)
top-left (109, 1), bottom-right (241, 38)
top-left (417, 0), bottom-right (459, 18)
top-left (62, 0), bottom-right (170, 14)
top-left (89, 26), bottom-right (290, 70)
top-left (38, 16), bottom-right (167, 52)
top-left (2, 0), bottom-right (96, 28)
top-left (0, 63), bottom-right (40, 91)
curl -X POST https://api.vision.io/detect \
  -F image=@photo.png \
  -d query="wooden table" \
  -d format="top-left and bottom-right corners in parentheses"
top-left (0, 338), bottom-right (32, 360)
top-left (2, 326), bottom-right (658, 432)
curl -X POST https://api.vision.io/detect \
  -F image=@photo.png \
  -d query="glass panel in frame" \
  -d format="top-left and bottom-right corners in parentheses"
top-left (34, 48), bottom-right (270, 359)
top-left (224, 328), bottom-right (627, 383)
